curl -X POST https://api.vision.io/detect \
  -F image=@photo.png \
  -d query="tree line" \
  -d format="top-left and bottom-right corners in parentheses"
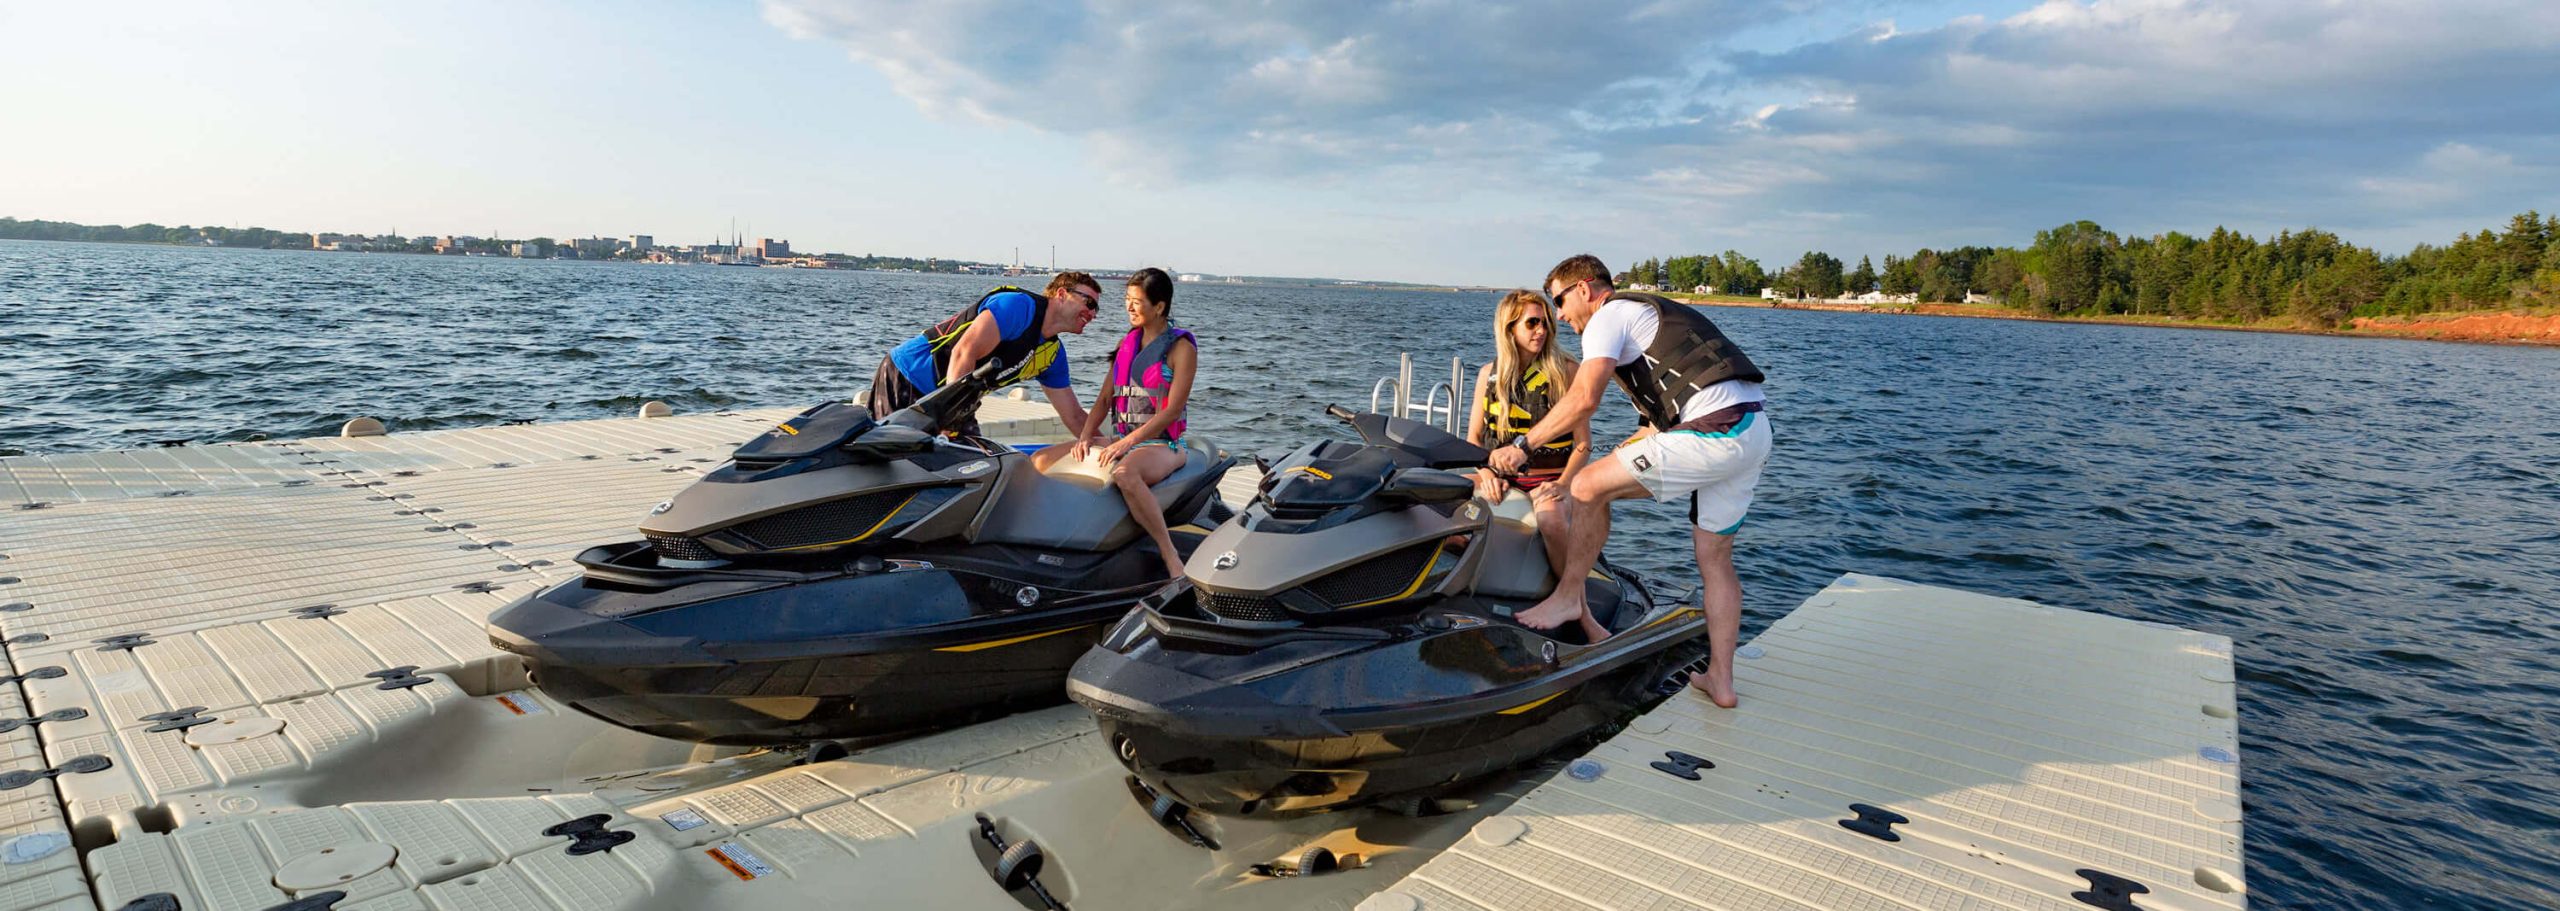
top-left (0, 216), bottom-right (987, 273)
top-left (1620, 211), bottom-right (2560, 327)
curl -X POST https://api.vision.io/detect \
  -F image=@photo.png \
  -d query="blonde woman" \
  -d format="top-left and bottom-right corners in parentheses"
top-left (1467, 289), bottom-right (1589, 581)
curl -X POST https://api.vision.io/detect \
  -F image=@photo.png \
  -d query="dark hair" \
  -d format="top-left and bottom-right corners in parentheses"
top-left (1128, 267), bottom-right (1174, 315)
top-left (1044, 271), bottom-right (1101, 300)
top-left (1545, 254), bottom-right (1612, 293)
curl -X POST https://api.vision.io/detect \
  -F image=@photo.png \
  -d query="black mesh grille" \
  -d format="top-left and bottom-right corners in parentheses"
top-left (730, 491), bottom-right (908, 550)
top-left (1199, 590), bottom-right (1292, 623)
top-left (646, 534), bottom-right (720, 562)
top-left (1302, 540), bottom-right (1443, 608)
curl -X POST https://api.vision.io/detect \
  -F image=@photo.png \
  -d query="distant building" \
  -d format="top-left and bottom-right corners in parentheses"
top-left (411, 236), bottom-right (437, 247)
top-left (1964, 291), bottom-right (1993, 304)
top-left (1178, 274), bottom-right (1204, 283)
top-left (511, 242), bottom-right (541, 258)
top-left (755, 238), bottom-right (791, 259)
top-left (1760, 287), bottom-right (1780, 301)
top-left (626, 235), bottom-right (654, 252)
top-left (568, 237), bottom-right (617, 257)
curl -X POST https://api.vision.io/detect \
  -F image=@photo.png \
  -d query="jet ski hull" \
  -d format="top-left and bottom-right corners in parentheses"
top-left (1067, 588), bottom-right (1709, 816)
top-left (491, 541), bottom-right (1175, 746)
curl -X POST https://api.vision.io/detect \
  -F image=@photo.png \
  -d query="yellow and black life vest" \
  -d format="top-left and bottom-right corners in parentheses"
top-left (919, 286), bottom-right (1063, 387)
top-left (1482, 364), bottom-right (1575, 471)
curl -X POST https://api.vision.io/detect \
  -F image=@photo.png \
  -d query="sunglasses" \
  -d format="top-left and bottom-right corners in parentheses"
top-left (1513, 316), bottom-right (1548, 331)
top-left (1548, 281), bottom-right (1582, 308)
top-left (1074, 289), bottom-right (1101, 314)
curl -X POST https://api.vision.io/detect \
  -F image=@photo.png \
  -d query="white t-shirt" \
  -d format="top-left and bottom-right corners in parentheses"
top-left (1578, 298), bottom-right (1765, 422)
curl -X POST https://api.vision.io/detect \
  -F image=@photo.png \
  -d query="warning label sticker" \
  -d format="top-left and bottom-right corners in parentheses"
top-left (493, 693), bottom-right (547, 716)
top-left (708, 842), bottom-right (774, 881)
top-left (661, 809), bottom-right (709, 831)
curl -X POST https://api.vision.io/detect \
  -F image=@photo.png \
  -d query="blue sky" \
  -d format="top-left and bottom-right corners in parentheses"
top-left (3, 1), bottom-right (2553, 285)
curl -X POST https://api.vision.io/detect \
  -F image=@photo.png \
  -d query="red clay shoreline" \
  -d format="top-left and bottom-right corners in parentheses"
top-left (1670, 295), bottom-right (2560, 349)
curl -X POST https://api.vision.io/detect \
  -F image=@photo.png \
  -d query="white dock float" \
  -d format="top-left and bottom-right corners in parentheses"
top-left (1367, 573), bottom-right (2245, 911)
top-left (0, 407), bottom-right (2238, 911)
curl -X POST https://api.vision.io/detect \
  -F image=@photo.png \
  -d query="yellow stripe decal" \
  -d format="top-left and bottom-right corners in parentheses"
top-left (934, 625), bottom-right (1091, 653)
top-left (777, 424), bottom-right (800, 435)
top-left (1497, 692), bottom-right (1564, 715)
top-left (1635, 606), bottom-right (1707, 631)
top-left (772, 492), bottom-right (918, 552)
top-left (1285, 466), bottom-right (1333, 480)
top-left (1335, 539), bottom-right (1450, 609)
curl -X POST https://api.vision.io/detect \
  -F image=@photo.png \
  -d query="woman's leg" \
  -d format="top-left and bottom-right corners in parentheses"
top-left (1112, 445), bottom-right (1191, 579)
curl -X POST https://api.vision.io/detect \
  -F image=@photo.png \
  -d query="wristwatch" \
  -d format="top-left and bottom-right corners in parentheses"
top-left (1512, 437), bottom-right (1533, 453)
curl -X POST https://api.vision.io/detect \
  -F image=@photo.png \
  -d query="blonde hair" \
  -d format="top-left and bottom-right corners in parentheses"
top-left (1490, 289), bottom-right (1574, 435)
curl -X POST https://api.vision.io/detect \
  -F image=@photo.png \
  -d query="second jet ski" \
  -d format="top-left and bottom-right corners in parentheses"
top-left (488, 362), bottom-right (1236, 746)
top-left (1067, 406), bottom-right (1708, 817)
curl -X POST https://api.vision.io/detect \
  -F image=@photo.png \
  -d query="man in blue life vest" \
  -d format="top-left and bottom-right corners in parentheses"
top-left (1489, 254), bottom-right (1771, 709)
top-left (869, 272), bottom-right (1104, 440)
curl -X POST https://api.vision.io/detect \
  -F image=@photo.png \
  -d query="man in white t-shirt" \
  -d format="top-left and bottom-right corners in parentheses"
top-left (1488, 254), bottom-right (1771, 708)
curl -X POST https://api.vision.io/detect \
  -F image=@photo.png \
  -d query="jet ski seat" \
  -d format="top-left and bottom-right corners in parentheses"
top-left (1473, 493), bottom-right (1557, 601)
top-left (972, 440), bottom-right (1224, 552)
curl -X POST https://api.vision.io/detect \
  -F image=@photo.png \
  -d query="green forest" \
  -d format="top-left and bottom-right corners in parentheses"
top-left (1622, 212), bottom-right (2560, 327)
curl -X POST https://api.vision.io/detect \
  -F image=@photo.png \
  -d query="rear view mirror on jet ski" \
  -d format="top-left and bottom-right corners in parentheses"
top-left (486, 360), bottom-right (1236, 747)
top-left (1067, 406), bottom-right (1711, 817)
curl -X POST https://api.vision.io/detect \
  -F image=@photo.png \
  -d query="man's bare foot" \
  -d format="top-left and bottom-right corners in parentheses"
top-left (1688, 670), bottom-right (1739, 708)
top-left (1514, 595), bottom-right (1587, 631)
top-left (1576, 615), bottom-right (1610, 644)
top-left (1162, 559), bottom-right (1189, 581)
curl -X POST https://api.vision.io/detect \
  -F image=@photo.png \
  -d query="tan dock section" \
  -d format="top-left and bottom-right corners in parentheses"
top-left (0, 404), bottom-right (2239, 911)
top-left (1366, 573), bottom-right (2245, 911)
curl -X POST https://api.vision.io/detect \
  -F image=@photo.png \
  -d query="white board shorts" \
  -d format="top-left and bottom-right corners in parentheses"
top-left (1612, 410), bottom-right (1772, 535)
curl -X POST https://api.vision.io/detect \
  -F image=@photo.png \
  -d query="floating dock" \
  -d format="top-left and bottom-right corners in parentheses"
top-left (0, 407), bottom-right (2241, 910)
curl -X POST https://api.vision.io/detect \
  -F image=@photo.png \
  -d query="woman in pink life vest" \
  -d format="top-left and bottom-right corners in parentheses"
top-left (1060, 267), bottom-right (1198, 580)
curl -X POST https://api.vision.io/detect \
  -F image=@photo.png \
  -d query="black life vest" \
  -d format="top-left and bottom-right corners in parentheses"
top-left (919, 287), bottom-right (1064, 387)
top-left (1604, 291), bottom-right (1765, 431)
top-left (1481, 363), bottom-right (1574, 470)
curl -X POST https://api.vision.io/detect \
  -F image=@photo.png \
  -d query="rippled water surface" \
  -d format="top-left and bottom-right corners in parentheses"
top-left (5, 240), bottom-right (2558, 907)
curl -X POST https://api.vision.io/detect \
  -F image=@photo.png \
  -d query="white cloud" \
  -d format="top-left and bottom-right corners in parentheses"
top-left (764, 0), bottom-right (2560, 267)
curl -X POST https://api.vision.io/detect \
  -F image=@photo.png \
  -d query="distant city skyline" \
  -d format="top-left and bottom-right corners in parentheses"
top-left (3, 1), bottom-right (2554, 286)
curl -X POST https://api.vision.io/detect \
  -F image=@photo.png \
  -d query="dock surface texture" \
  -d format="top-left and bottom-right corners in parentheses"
top-left (1368, 574), bottom-right (2246, 911)
top-left (0, 408), bottom-right (2241, 911)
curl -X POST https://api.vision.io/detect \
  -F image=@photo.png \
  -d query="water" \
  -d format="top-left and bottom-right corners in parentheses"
top-left (4, 239), bottom-right (2557, 907)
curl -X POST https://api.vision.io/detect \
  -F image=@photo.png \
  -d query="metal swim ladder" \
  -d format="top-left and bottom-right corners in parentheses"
top-left (1370, 352), bottom-right (1467, 434)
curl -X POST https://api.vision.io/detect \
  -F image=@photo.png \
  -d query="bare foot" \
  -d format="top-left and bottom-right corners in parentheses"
top-left (1688, 669), bottom-right (1738, 708)
top-left (1162, 559), bottom-right (1188, 581)
top-left (1514, 595), bottom-right (1587, 631)
top-left (1576, 615), bottom-right (1610, 644)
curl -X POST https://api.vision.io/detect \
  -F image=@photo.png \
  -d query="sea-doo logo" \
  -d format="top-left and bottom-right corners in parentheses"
top-left (958, 460), bottom-right (992, 476)
top-left (1463, 503), bottom-right (1481, 520)
top-left (648, 500), bottom-right (673, 516)
top-left (1213, 552), bottom-right (1238, 570)
top-left (1631, 455), bottom-right (1653, 472)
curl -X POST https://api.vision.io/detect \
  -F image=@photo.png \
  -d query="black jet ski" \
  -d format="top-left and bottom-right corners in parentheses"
top-left (487, 362), bottom-right (1236, 746)
top-left (1067, 406), bottom-right (1708, 817)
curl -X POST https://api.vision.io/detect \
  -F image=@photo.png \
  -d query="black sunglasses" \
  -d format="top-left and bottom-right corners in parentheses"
top-left (1513, 315), bottom-right (1548, 331)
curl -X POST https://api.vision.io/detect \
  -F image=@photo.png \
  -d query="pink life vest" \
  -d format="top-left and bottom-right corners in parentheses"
top-left (1108, 326), bottom-right (1194, 440)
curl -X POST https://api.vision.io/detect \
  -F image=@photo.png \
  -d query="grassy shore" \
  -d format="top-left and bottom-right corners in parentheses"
top-left (1659, 292), bottom-right (2560, 347)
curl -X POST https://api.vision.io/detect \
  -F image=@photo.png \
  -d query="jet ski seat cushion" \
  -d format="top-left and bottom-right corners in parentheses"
top-left (974, 442), bottom-right (1223, 552)
top-left (1472, 501), bottom-right (1559, 601)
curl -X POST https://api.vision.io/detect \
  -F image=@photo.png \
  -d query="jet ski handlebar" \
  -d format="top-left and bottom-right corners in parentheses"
top-left (886, 360), bottom-right (1009, 436)
top-left (1324, 405), bottom-right (1490, 471)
